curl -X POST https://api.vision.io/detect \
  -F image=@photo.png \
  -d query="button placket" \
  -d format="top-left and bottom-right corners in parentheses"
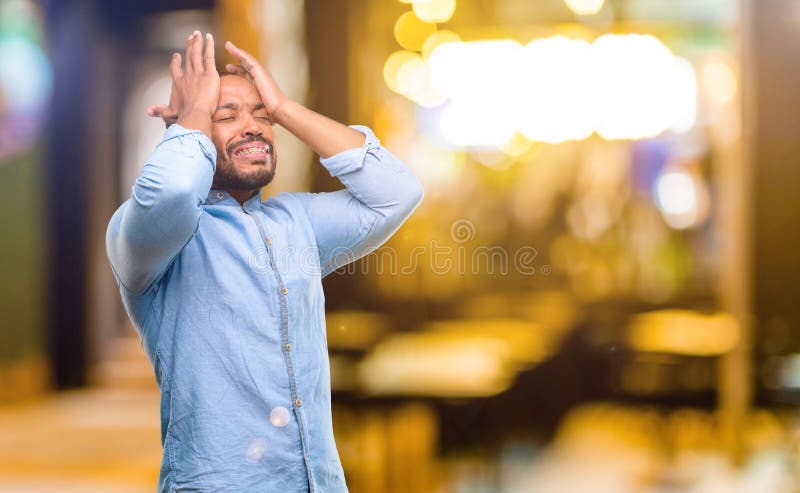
top-left (240, 206), bottom-right (313, 490)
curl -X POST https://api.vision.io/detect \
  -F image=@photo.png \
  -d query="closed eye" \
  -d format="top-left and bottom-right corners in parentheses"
top-left (214, 116), bottom-right (235, 122)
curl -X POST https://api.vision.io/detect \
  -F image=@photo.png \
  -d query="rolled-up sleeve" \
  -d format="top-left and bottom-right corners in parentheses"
top-left (106, 124), bottom-right (217, 294)
top-left (294, 125), bottom-right (424, 277)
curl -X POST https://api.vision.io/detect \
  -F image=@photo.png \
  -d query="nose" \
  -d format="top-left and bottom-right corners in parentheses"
top-left (241, 114), bottom-right (262, 138)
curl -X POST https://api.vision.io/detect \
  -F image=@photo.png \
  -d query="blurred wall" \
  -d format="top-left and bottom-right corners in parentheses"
top-left (0, 148), bottom-right (46, 398)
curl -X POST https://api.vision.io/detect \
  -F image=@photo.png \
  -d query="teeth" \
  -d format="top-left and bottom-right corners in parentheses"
top-left (237, 146), bottom-right (268, 156)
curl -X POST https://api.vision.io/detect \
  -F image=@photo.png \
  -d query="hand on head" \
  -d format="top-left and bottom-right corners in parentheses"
top-left (147, 34), bottom-right (289, 130)
top-left (222, 41), bottom-right (289, 123)
top-left (147, 31), bottom-right (220, 133)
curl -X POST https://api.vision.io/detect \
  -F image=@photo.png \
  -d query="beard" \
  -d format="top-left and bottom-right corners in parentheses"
top-left (212, 136), bottom-right (277, 190)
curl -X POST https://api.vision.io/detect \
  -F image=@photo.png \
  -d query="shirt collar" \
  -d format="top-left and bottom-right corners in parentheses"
top-left (204, 189), bottom-right (263, 209)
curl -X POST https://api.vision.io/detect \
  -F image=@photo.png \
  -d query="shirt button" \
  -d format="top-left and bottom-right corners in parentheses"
top-left (294, 399), bottom-right (302, 407)
top-left (281, 287), bottom-right (288, 295)
top-left (265, 237), bottom-right (272, 244)
top-left (216, 191), bottom-right (224, 199)
top-left (285, 343), bottom-right (292, 352)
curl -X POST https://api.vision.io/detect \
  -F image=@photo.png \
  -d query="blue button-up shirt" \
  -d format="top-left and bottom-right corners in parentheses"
top-left (106, 123), bottom-right (423, 492)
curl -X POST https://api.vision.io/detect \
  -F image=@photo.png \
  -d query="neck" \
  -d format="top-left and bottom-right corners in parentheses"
top-left (229, 189), bottom-right (260, 205)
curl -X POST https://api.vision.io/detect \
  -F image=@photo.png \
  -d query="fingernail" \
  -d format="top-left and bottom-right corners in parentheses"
top-left (206, 33), bottom-right (212, 39)
top-left (193, 30), bottom-right (200, 36)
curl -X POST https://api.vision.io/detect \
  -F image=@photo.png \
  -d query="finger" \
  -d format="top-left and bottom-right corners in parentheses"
top-left (225, 41), bottom-right (256, 72)
top-left (185, 31), bottom-right (199, 74)
top-left (191, 31), bottom-right (204, 73)
top-left (203, 33), bottom-right (216, 73)
top-left (147, 104), bottom-right (169, 117)
top-left (169, 52), bottom-right (182, 81)
top-left (225, 63), bottom-right (248, 77)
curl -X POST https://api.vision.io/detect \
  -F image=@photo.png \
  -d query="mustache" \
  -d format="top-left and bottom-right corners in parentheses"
top-left (227, 135), bottom-right (273, 156)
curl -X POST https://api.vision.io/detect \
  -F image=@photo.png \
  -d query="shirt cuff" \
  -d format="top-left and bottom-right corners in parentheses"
top-left (161, 123), bottom-right (218, 170)
top-left (319, 125), bottom-right (380, 177)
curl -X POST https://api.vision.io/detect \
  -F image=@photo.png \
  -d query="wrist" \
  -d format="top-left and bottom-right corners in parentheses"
top-left (270, 97), bottom-right (294, 126)
top-left (179, 105), bottom-right (214, 120)
top-left (177, 107), bottom-right (213, 139)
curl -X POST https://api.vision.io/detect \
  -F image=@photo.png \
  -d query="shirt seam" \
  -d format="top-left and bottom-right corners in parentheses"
top-left (155, 347), bottom-right (179, 493)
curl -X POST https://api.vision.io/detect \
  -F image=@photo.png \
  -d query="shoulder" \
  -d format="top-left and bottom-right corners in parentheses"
top-left (260, 191), bottom-right (310, 213)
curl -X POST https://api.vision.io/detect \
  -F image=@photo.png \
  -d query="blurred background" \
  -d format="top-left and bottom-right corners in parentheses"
top-left (0, 0), bottom-right (799, 491)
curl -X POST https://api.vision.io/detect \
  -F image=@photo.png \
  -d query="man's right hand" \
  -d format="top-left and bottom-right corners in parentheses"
top-left (147, 31), bottom-right (220, 138)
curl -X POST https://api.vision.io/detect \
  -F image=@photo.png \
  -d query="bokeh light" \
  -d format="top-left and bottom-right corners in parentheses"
top-left (412, 0), bottom-right (457, 23)
top-left (394, 11), bottom-right (437, 52)
top-left (701, 59), bottom-right (738, 108)
top-left (416, 34), bottom-right (698, 146)
top-left (421, 29), bottom-right (460, 59)
top-left (0, 0), bottom-right (51, 161)
top-left (244, 437), bottom-right (268, 464)
top-left (564, 0), bottom-right (605, 15)
top-left (516, 36), bottom-right (594, 144)
top-left (592, 34), bottom-right (694, 140)
top-left (383, 50), bottom-right (421, 95)
top-left (269, 406), bottom-right (291, 427)
top-left (654, 167), bottom-right (710, 230)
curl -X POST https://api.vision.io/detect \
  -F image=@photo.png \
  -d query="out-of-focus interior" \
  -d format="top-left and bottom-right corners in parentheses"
top-left (1, 0), bottom-right (799, 491)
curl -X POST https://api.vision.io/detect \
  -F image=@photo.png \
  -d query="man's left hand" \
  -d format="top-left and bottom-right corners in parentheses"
top-left (224, 41), bottom-right (290, 125)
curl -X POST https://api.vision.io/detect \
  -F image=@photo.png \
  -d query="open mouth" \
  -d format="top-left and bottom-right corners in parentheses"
top-left (232, 142), bottom-right (272, 162)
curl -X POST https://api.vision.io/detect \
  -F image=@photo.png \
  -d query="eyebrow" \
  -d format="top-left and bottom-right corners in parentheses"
top-left (214, 103), bottom-right (267, 112)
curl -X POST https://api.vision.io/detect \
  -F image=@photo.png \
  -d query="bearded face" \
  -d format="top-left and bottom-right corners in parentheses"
top-left (213, 134), bottom-right (276, 190)
top-left (210, 74), bottom-right (277, 191)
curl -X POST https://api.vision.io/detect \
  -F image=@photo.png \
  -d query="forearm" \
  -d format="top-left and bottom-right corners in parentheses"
top-left (107, 125), bottom-right (216, 293)
top-left (272, 99), bottom-right (366, 158)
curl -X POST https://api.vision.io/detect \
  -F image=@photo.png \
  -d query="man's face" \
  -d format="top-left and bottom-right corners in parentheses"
top-left (211, 75), bottom-right (276, 191)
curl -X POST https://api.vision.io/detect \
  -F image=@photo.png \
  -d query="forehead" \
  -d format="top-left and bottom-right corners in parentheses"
top-left (218, 75), bottom-right (263, 107)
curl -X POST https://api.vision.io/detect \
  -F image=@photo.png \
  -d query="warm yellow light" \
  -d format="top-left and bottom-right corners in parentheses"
top-left (391, 34), bottom-right (697, 145)
top-left (439, 103), bottom-right (518, 146)
top-left (564, 0), bottom-right (605, 15)
top-left (701, 59), bottom-right (737, 108)
top-left (413, 0), bottom-right (456, 23)
top-left (394, 11), bottom-right (437, 52)
top-left (670, 57), bottom-right (698, 134)
top-left (429, 40), bottom-right (522, 146)
top-left (397, 57), bottom-right (428, 96)
top-left (517, 36), bottom-right (594, 143)
top-left (628, 310), bottom-right (740, 356)
top-left (498, 132), bottom-right (534, 157)
top-left (409, 138), bottom-right (465, 187)
top-left (421, 29), bottom-right (461, 59)
top-left (592, 34), bottom-right (696, 140)
top-left (357, 318), bottom-right (552, 397)
top-left (358, 335), bottom-right (511, 397)
top-left (383, 50), bottom-right (420, 95)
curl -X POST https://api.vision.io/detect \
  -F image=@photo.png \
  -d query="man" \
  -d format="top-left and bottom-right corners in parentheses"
top-left (106, 31), bottom-right (423, 492)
